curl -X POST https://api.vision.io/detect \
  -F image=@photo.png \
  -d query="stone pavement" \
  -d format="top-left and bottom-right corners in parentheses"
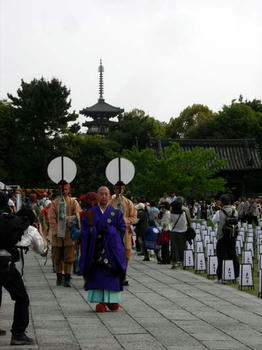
top-left (1, 252), bottom-right (262, 350)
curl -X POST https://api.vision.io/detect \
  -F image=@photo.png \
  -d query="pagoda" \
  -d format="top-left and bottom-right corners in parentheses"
top-left (80, 60), bottom-right (124, 135)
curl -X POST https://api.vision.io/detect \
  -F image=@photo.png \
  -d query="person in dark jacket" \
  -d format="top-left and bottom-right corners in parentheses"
top-left (134, 203), bottom-right (148, 254)
top-left (212, 194), bottom-right (239, 283)
top-left (0, 191), bottom-right (34, 345)
top-left (143, 220), bottom-right (161, 262)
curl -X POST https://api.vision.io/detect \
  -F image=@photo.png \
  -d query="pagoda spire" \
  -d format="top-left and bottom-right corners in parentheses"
top-left (98, 59), bottom-right (104, 102)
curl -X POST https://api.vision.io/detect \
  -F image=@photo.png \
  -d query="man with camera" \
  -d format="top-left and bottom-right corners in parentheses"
top-left (0, 192), bottom-right (47, 345)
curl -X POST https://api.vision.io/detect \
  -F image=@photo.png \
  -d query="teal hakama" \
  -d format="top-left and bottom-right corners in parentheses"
top-left (88, 289), bottom-right (121, 303)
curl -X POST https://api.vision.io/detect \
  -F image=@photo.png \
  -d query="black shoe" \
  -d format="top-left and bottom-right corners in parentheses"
top-left (143, 257), bottom-right (150, 261)
top-left (56, 273), bottom-right (63, 286)
top-left (122, 280), bottom-right (129, 286)
top-left (63, 274), bottom-right (71, 287)
top-left (0, 329), bottom-right (6, 336)
top-left (10, 332), bottom-right (34, 345)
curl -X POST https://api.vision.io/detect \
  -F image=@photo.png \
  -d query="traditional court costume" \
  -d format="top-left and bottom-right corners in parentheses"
top-left (80, 205), bottom-right (126, 305)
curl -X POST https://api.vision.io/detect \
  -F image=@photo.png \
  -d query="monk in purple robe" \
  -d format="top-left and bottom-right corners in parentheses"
top-left (80, 186), bottom-right (126, 312)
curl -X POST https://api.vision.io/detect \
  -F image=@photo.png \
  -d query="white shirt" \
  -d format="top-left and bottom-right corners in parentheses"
top-left (159, 210), bottom-right (171, 231)
top-left (8, 198), bottom-right (15, 207)
top-left (170, 212), bottom-right (187, 232)
top-left (17, 225), bottom-right (46, 254)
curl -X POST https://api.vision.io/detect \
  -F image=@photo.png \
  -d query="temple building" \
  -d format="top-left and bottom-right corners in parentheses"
top-left (149, 138), bottom-right (262, 195)
top-left (80, 60), bottom-right (124, 135)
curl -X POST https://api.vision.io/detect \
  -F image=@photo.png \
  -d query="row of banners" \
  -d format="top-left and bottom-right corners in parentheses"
top-left (181, 220), bottom-right (262, 297)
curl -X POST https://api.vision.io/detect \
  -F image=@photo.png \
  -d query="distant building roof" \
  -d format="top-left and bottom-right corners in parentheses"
top-left (80, 100), bottom-right (124, 118)
top-left (153, 139), bottom-right (262, 171)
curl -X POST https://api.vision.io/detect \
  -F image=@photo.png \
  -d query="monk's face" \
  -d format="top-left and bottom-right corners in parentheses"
top-left (113, 185), bottom-right (125, 196)
top-left (97, 187), bottom-right (110, 206)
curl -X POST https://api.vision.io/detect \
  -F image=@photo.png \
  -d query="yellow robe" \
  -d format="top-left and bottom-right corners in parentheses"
top-left (109, 195), bottom-right (137, 263)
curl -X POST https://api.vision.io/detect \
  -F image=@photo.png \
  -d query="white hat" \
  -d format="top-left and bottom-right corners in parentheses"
top-left (135, 203), bottom-right (145, 210)
top-left (44, 199), bottom-right (52, 207)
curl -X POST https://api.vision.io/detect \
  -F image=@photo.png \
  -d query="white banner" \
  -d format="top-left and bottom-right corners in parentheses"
top-left (196, 241), bottom-right (204, 253)
top-left (204, 235), bottom-right (210, 247)
top-left (245, 242), bottom-right (254, 257)
top-left (259, 270), bottom-right (262, 296)
top-left (222, 260), bottom-right (235, 281)
top-left (246, 236), bottom-right (253, 243)
top-left (239, 264), bottom-right (253, 288)
top-left (201, 230), bottom-right (208, 238)
top-left (242, 250), bottom-right (253, 267)
top-left (195, 234), bottom-right (202, 242)
top-left (195, 252), bottom-right (206, 271)
top-left (207, 256), bottom-right (218, 276)
top-left (239, 231), bottom-right (245, 240)
top-left (259, 254), bottom-right (262, 271)
top-left (183, 249), bottom-right (194, 267)
top-left (206, 243), bottom-right (214, 257)
top-left (237, 235), bottom-right (243, 248)
top-left (210, 231), bottom-right (216, 240)
top-left (186, 241), bottom-right (194, 251)
top-left (258, 236), bottom-right (262, 246)
top-left (236, 240), bottom-right (241, 256)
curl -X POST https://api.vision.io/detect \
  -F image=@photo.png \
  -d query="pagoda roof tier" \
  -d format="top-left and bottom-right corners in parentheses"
top-left (80, 100), bottom-right (124, 118)
top-left (82, 119), bottom-right (117, 127)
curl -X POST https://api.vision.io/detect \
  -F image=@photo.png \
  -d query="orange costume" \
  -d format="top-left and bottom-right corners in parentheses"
top-left (49, 195), bottom-right (81, 277)
top-left (109, 195), bottom-right (137, 266)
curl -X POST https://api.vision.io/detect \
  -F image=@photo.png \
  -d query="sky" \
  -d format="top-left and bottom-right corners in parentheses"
top-left (1, 0), bottom-right (262, 126)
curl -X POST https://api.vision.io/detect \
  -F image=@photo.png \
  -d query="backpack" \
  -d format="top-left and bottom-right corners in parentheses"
top-left (0, 212), bottom-right (29, 246)
top-left (221, 209), bottom-right (238, 238)
top-left (70, 214), bottom-right (81, 241)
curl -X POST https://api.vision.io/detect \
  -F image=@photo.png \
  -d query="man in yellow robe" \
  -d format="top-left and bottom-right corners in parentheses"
top-left (109, 181), bottom-right (137, 286)
top-left (49, 182), bottom-right (81, 287)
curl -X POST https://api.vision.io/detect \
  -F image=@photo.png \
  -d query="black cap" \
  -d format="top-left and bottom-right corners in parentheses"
top-left (115, 181), bottom-right (125, 186)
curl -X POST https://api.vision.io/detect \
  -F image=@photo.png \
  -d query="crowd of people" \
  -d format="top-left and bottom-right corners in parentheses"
top-left (1, 185), bottom-right (262, 345)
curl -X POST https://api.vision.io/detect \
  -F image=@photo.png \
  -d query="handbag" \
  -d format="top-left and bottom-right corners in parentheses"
top-left (157, 230), bottom-right (169, 245)
top-left (184, 212), bottom-right (196, 243)
top-left (185, 227), bottom-right (196, 242)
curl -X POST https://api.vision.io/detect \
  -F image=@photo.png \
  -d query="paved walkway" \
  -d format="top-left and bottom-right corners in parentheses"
top-left (1, 252), bottom-right (262, 350)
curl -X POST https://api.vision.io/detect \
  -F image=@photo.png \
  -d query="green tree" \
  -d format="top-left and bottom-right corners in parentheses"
top-left (243, 97), bottom-right (262, 113)
top-left (8, 78), bottom-right (78, 138)
top-left (109, 109), bottom-right (166, 149)
top-left (166, 104), bottom-right (214, 139)
top-left (4, 78), bottom-right (79, 186)
top-left (123, 142), bottom-right (226, 200)
top-left (184, 102), bottom-right (262, 145)
top-left (0, 100), bottom-right (16, 181)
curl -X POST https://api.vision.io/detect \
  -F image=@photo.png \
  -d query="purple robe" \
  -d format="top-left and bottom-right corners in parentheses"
top-left (80, 205), bottom-right (126, 291)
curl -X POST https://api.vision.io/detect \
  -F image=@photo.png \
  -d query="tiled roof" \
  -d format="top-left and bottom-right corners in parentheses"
top-left (80, 100), bottom-right (124, 118)
top-left (157, 139), bottom-right (262, 171)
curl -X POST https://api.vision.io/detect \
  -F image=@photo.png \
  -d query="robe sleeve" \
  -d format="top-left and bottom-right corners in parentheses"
top-left (48, 200), bottom-right (57, 236)
top-left (116, 210), bottom-right (126, 241)
top-left (124, 199), bottom-right (137, 227)
top-left (66, 199), bottom-right (82, 225)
